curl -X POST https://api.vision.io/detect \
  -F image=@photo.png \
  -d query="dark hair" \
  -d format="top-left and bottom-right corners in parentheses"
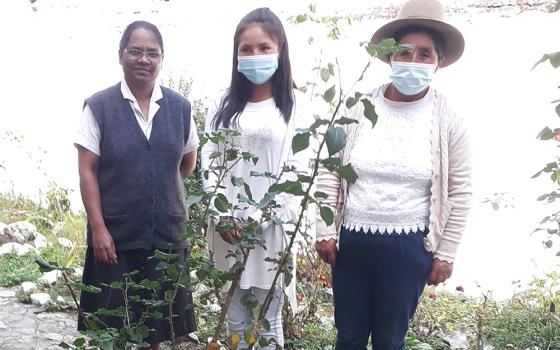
top-left (119, 21), bottom-right (164, 57)
top-left (212, 7), bottom-right (294, 129)
top-left (390, 26), bottom-right (445, 61)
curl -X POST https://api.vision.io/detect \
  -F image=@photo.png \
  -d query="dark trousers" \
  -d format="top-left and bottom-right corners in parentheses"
top-left (332, 227), bottom-right (433, 350)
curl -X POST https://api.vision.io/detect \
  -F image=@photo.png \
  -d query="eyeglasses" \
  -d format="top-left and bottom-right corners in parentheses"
top-left (124, 48), bottom-right (162, 59)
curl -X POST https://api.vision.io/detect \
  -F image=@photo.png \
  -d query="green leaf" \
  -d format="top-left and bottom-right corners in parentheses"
top-left (73, 338), bottom-right (86, 347)
top-left (325, 126), bottom-right (346, 156)
top-left (73, 283), bottom-right (102, 294)
top-left (243, 183), bottom-right (253, 201)
top-left (361, 98), bottom-right (378, 128)
top-left (185, 194), bottom-right (203, 206)
top-left (260, 318), bottom-right (271, 332)
top-left (295, 14), bottom-right (307, 23)
top-left (270, 181), bottom-right (305, 196)
top-left (320, 68), bottom-right (330, 82)
top-left (58, 342), bottom-right (71, 349)
top-left (337, 164), bottom-right (359, 184)
top-left (314, 191), bottom-right (328, 199)
top-left (545, 240), bottom-right (553, 248)
top-left (34, 259), bottom-right (55, 273)
top-left (556, 103), bottom-right (560, 118)
top-left (375, 38), bottom-right (399, 58)
top-left (140, 278), bottom-right (160, 289)
top-left (537, 127), bottom-right (555, 140)
top-left (154, 250), bottom-right (179, 261)
top-left (259, 337), bottom-right (271, 347)
top-left (226, 149), bottom-right (238, 161)
top-left (321, 157), bottom-right (341, 172)
top-left (365, 42), bottom-right (376, 57)
top-left (214, 193), bottom-right (230, 213)
top-left (328, 63), bottom-right (335, 75)
top-left (532, 52), bottom-right (560, 70)
top-left (309, 118), bottom-right (330, 132)
top-left (553, 53), bottom-right (560, 68)
top-left (346, 97), bottom-right (357, 109)
top-left (320, 206), bottom-right (334, 226)
top-left (334, 117), bottom-right (358, 125)
top-left (323, 85), bottom-right (336, 103)
top-left (258, 192), bottom-right (276, 209)
top-left (231, 176), bottom-right (244, 187)
top-left (110, 281), bottom-right (123, 289)
top-left (209, 151), bottom-right (221, 159)
top-left (531, 169), bottom-right (544, 179)
top-left (292, 131), bottom-right (310, 154)
top-left (240, 293), bottom-right (258, 309)
top-left (244, 326), bottom-right (257, 345)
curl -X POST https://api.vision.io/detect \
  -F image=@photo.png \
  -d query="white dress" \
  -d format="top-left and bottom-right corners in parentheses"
top-left (201, 91), bottom-right (312, 311)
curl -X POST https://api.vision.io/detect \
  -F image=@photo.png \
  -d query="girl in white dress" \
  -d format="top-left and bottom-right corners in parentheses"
top-left (201, 7), bottom-right (312, 349)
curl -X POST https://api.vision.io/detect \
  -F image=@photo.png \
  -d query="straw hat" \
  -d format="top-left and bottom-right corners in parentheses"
top-left (371, 0), bottom-right (465, 67)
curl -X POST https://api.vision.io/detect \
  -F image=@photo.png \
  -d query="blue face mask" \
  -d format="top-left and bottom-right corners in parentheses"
top-left (237, 54), bottom-right (278, 85)
top-left (389, 61), bottom-right (436, 96)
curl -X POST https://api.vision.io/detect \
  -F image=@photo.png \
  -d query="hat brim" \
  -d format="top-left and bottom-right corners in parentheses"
top-left (371, 18), bottom-right (465, 67)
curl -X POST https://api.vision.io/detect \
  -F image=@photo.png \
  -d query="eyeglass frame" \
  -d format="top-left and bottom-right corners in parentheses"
top-left (124, 48), bottom-right (163, 60)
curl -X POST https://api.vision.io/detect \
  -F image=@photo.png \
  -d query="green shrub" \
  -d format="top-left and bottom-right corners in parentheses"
top-left (284, 320), bottom-right (336, 350)
top-left (0, 253), bottom-right (42, 287)
top-left (486, 273), bottom-right (560, 350)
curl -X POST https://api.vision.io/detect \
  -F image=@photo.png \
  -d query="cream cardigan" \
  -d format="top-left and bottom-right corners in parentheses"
top-left (315, 86), bottom-right (472, 263)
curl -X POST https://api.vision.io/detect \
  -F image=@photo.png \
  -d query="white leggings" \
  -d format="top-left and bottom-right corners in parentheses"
top-left (227, 287), bottom-right (284, 350)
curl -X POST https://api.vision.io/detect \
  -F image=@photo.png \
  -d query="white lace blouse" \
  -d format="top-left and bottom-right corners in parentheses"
top-left (343, 86), bottom-right (435, 234)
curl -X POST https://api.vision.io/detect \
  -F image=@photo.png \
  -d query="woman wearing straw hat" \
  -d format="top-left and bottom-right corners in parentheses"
top-left (314, 0), bottom-right (471, 349)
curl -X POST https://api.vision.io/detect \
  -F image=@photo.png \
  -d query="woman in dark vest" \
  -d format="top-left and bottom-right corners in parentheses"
top-left (74, 21), bottom-right (197, 349)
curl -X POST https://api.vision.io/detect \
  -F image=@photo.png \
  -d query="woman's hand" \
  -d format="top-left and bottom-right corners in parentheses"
top-left (315, 239), bottom-right (338, 267)
top-left (427, 258), bottom-right (453, 285)
top-left (92, 226), bottom-right (117, 264)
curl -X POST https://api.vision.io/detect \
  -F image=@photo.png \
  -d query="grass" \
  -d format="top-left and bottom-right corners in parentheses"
top-left (0, 190), bottom-right (86, 292)
top-left (0, 253), bottom-right (42, 287)
top-left (0, 192), bottom-right (39, 224)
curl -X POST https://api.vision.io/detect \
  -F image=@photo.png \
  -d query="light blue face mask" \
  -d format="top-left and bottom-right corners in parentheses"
top-left (389, 61), bottom-right (437, 96)
top-left (237, 54), bottom-right (279, 85)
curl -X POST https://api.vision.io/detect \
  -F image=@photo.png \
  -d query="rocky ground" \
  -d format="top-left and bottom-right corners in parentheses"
top-left (0, 287), bottom-right (79, 350)
top-left (0, 286), bottom-right (202, 349)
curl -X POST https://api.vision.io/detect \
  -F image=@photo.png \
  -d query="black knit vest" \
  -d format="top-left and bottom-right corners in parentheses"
top-left (85, 82), bottom-right (191, 251)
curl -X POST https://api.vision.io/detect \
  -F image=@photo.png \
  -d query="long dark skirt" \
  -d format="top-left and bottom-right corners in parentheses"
top-left (78, 248), bottom-right (196, 345)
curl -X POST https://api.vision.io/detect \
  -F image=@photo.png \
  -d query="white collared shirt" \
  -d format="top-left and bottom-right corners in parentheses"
top-left (75, 79), bottom-right (199, 156)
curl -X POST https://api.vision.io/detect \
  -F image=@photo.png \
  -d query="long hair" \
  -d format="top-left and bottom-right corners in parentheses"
top-left (212, 7), bottom-right (294, 129)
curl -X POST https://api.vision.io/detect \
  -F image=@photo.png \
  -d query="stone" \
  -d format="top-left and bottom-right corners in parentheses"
top-left (56, 296), bottom-right (65, 304)
top-left (30, 293), bottom-right (51, 306)
top-left (188, 332), bottom-right (200, 343)
top-left (21, 282), bottom-right (37, 294)
top-left (207, 301), bottom-right (221, 313)
top-left (4, 221), bottom-right (37, 243)
top-left (0, 242), bottom-right (39, 257)
top-left (0, 242), bottom-right (22, 256)
top-left (71, 267), bottom-right (83, 279)
top-left (57, 237), bottom-right (73, 248)
top-left (0, 290), bottom-right (17, 298)
top-left (44, 333), bottom-right (63, 341)
top-left (52, 221), bottom-right (64, 235)
top-left (0, 222), bottom-right (7, 235)
top-left (38, 270), bottom-right (61, 285)
top-left (34, 233), bottom-right (48, 249)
